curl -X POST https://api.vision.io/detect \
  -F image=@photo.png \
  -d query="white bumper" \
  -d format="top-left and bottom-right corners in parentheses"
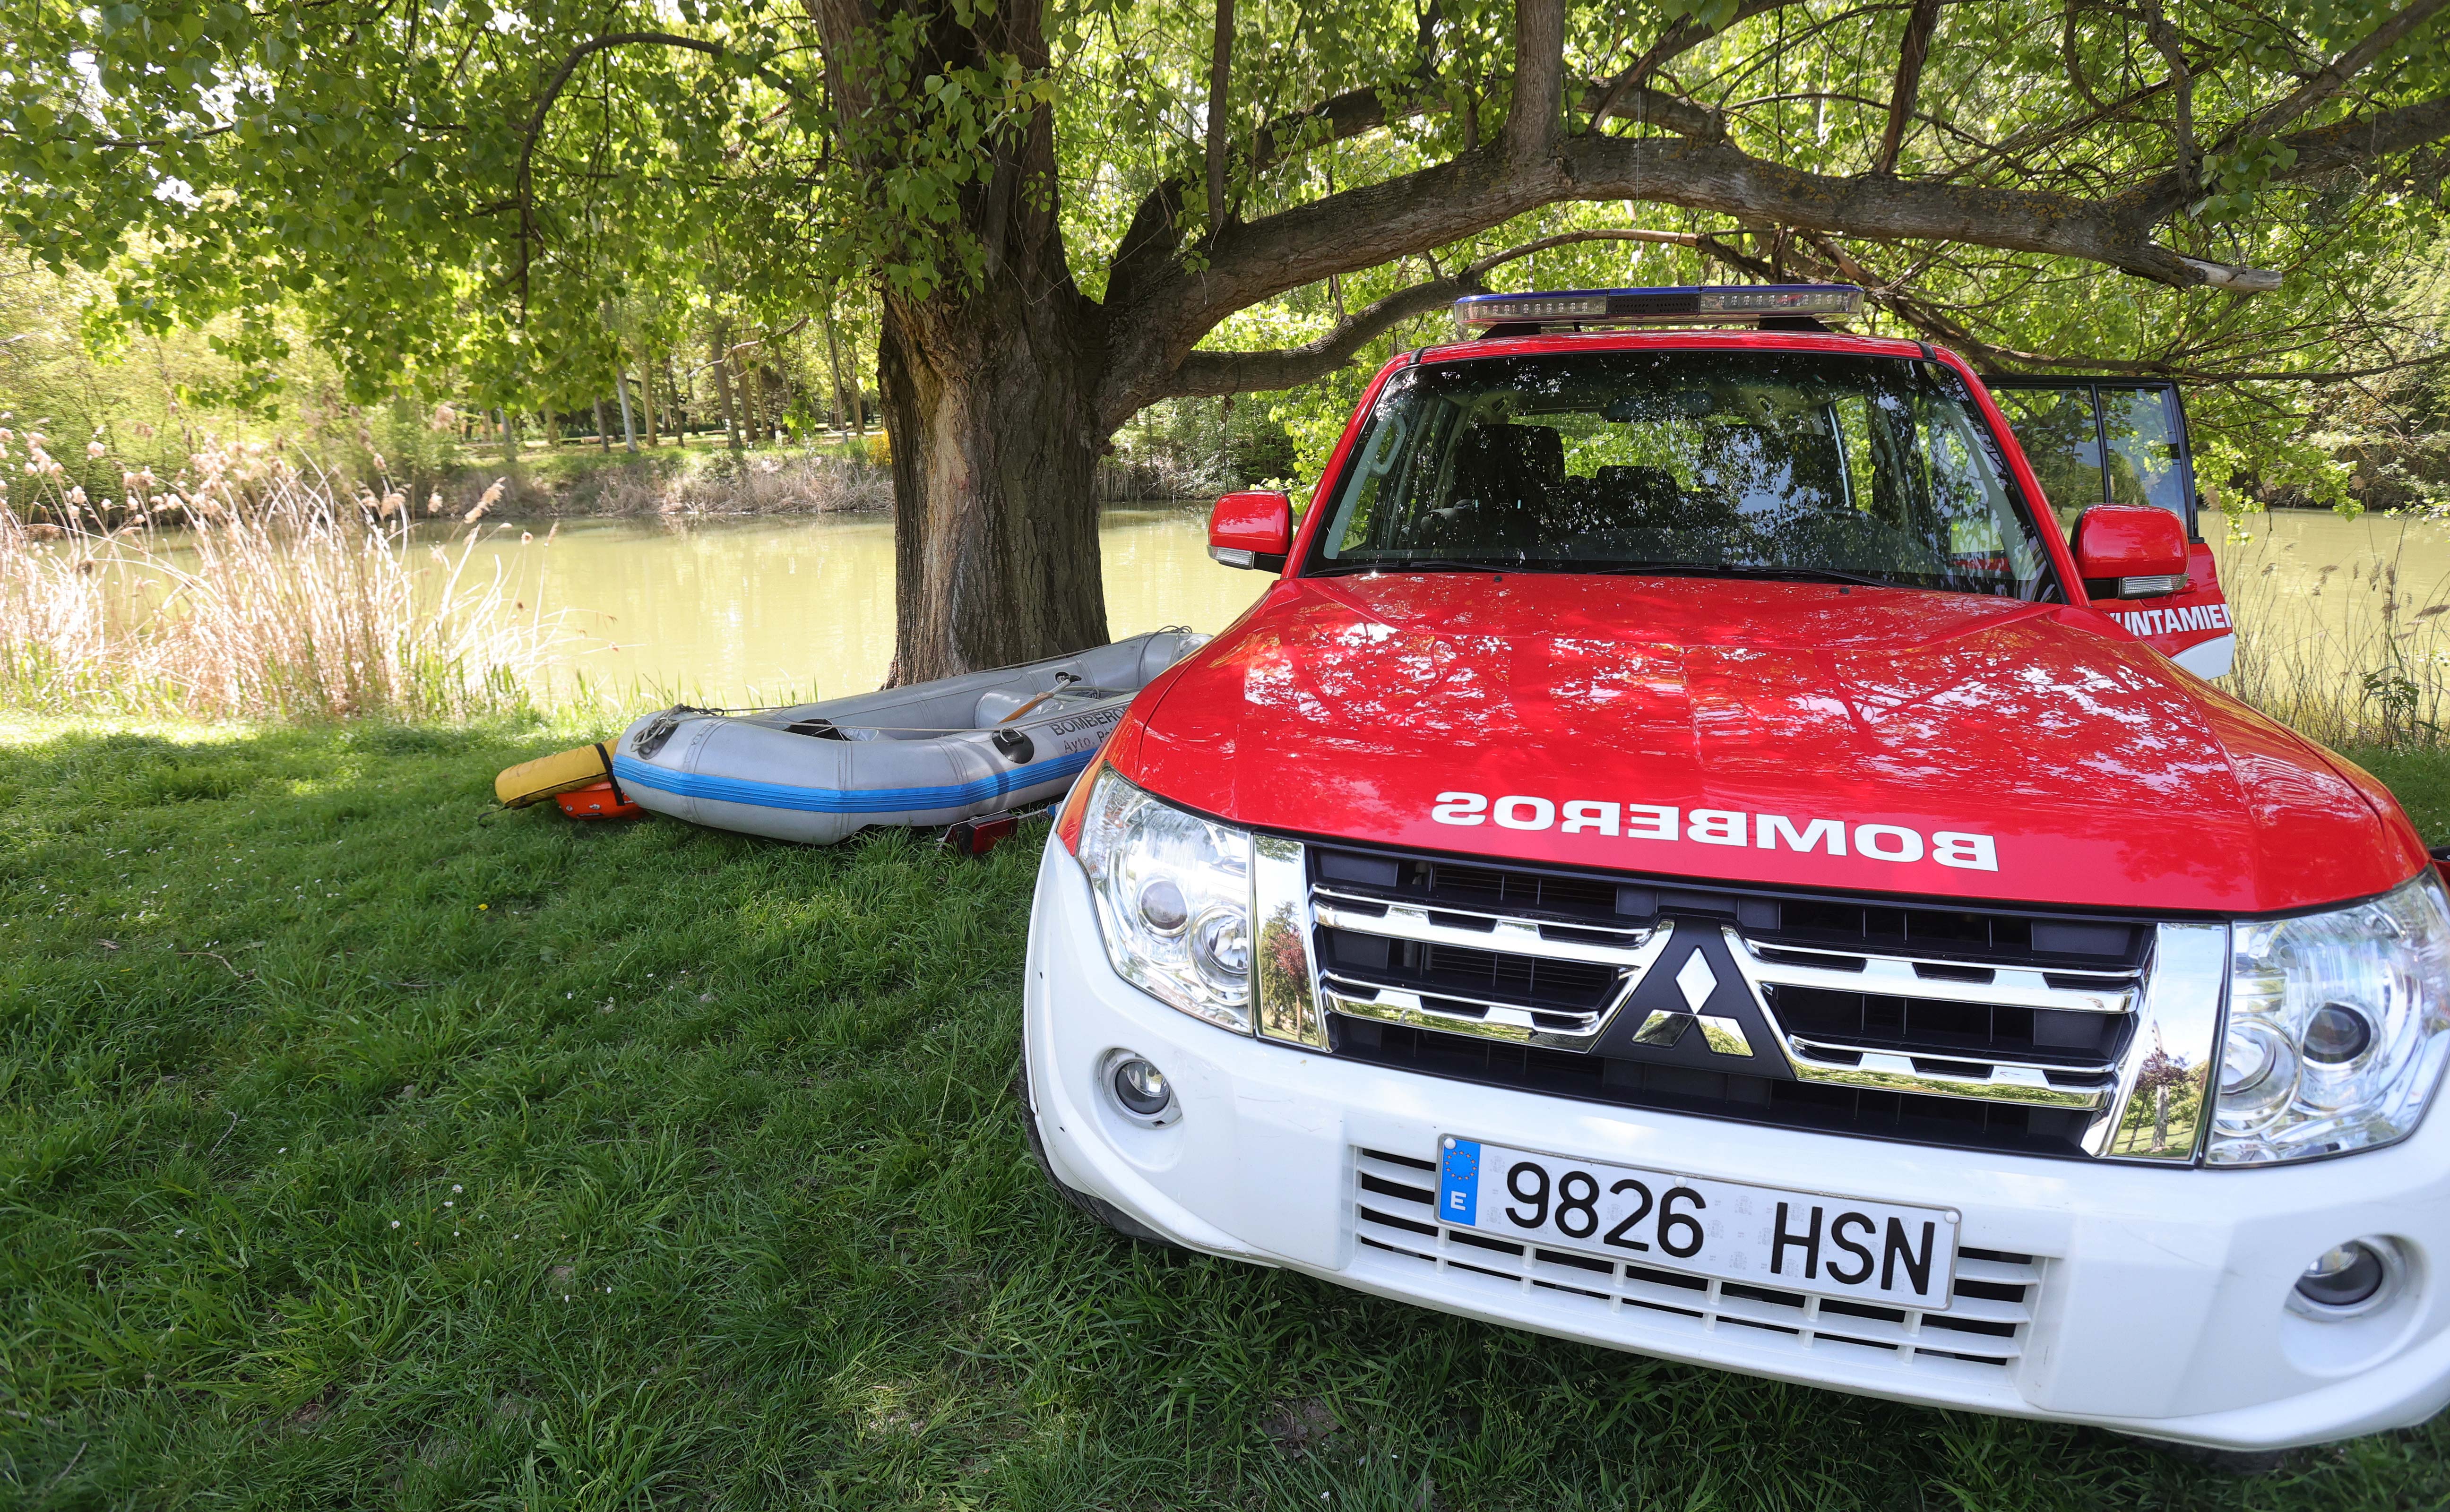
top-left (1022, 833), bottom-right (2450, 1451)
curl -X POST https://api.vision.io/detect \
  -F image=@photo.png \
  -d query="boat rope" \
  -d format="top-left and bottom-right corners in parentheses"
top-left (633, 696), bottom-right (1132, 740)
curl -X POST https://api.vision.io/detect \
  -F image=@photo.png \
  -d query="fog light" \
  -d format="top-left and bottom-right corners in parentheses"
top-left (2291, 1239), bottom-right (2396, 1316)
top-left (1106, 1055), bottom-right (1177, 1123)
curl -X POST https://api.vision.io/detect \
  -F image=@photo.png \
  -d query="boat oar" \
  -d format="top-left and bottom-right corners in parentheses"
top-left (997, 671), bottom-right (1082, 725)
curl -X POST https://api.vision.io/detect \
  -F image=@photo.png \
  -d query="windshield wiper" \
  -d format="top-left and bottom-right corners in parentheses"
top-left (1586, 562), bottom-right (1900, 590)
top-left (1309, 558), bottom-right (1520, 576)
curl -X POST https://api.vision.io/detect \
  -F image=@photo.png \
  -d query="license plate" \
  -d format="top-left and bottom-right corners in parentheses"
top-left (1436, 1137), bottom-right (1959, 1310)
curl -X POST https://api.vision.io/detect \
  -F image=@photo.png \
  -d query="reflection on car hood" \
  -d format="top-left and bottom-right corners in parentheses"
top-left (1122, 572), bottom-right (2422, 914)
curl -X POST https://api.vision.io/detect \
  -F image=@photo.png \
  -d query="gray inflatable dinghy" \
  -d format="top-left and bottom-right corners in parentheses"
top-left (610, 629), bottom-right (1207, 844)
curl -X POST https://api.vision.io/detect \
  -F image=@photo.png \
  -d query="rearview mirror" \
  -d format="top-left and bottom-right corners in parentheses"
top-left (2072, 505), bottom-right (2188, 600)
top-left (1208, 490), bottom-right (1293, 571)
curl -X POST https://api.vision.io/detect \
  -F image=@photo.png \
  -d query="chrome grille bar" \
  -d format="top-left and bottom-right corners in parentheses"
top-left (1325, 977), bottom-right (1611, 1042)
top-left (1732, 937), bottom-right (2138, 1014)
top-left (1722, 928), bottom-right (2127, 1111)
top-left (1314, 888), bottom-right (1662, 966)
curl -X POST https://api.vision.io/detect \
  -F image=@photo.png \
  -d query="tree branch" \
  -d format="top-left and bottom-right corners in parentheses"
top-left (1198, 82), bottom-right (2450, 332)
top-left (1188, 133), bottom-right (2224, 326)
top-left (2139, 0), bottom-right (2194, 192)
top-left (2061, 0), bottom-right (2100, 111)
top-left (514, 33), bottom-right (727, 307)
top-left (1163, 229), bottom-right (1699, 398)
top-left (1503, 0), bottom-right (1566, 162)
top-left (2128, 90), bottom-right (2450, 223)
top-left (1240, 77), bottom-right (1723, 181)
top-left (1106, 29), bottom-right (2450, 422)
top-left (1582, 0), bottom-right (1801, 135)
top-left (2222, 0), bottom-right (2450, 150)
top-left (1872, 0), bottom-right (1942, 175)
top-left (1167, 281), bottom-right (1464, 396)
top-left (0, 121), bottom-right (235, 149)
top-left (1206, 0), bottom-right (1235, 230)
top-left (1777, 231), bottom-right (2429, 383)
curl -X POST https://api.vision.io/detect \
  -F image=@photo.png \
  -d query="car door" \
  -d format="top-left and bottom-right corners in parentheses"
top-left (1988, 379), bottom-right (2234, 678)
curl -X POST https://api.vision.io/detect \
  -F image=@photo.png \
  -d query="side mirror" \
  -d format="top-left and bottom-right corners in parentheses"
top-left (1208, 490), bottom-right (1293, 571)
top-left (2072, 505), bottom-right (2189, 599)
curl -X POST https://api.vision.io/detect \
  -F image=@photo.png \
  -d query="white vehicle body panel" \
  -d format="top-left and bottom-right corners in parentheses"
top-left (1023, 834), bottom-right (2450, 1451)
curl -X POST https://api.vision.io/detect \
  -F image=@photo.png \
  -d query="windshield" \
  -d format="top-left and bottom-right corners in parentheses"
top-left (1307, 349), bottom-right (2058, 598)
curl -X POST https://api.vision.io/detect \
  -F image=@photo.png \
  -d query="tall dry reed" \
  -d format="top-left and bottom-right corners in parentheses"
top-left (0, 436), bottom-right (559, 721)
top-left (2218, 510), bottom-right (2450, 747)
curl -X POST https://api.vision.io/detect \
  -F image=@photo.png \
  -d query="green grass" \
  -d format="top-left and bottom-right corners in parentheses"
top-left (2333, 747), bottom-right (2450, 844)
top-left (3, 717), bottom-right (2447, 1512)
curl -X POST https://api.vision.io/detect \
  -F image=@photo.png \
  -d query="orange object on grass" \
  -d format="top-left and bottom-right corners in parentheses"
top-left (554, 780), bottom-right (645, 819)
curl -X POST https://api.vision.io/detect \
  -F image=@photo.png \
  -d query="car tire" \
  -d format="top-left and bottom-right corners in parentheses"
top-left (2130, 1436), bottom-right (2293, 1477)
top-left (1012, 1049), bottom-right (1184, 1251)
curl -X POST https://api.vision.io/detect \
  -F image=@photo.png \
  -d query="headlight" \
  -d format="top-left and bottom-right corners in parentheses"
top-left (1077, 770), bottom-right (1253, 1032)
top-left (2209, 872), bottom-right (2450, 1165)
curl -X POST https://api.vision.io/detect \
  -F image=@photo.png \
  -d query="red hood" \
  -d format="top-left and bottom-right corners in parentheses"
top-left (1121, 573), bottom-right (2424, 914)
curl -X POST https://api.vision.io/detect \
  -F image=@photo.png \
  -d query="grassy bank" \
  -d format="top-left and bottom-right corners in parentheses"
top-left (4, 718), bottom-right (2448, 1512)
top-left (436, 439), bottom-right (893, 522)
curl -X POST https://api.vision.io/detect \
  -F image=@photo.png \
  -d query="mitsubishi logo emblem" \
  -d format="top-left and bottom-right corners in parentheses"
top-left (1631, 947), bottom-right (1757, 1057)
top-left (1676, 948), bottom-right (1718, 1010)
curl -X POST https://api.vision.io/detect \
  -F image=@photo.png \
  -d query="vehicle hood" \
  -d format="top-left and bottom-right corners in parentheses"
top-left (1123, 573), bottom-right (2424, 914)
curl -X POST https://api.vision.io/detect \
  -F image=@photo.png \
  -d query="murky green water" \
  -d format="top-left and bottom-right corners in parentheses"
top-left (472, 504), bottom-right (1266, 704)
top-left (2212, 507), bottom-right (2450, 611)
top-left (452, 502), bottom-right (2450, 708)
top-left (2209, 507), bottom-right (2450, 734)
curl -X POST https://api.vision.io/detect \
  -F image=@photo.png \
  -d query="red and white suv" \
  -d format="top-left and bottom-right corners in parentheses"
top-left (1020, 285), bottom-right (2450, 1454)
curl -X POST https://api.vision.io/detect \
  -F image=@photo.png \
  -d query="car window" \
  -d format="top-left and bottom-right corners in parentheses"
top-left (1990, 386), bottom-right (2102, 529)
top-left (1313, 349), bottom-right (2056, 599)
top-left (2100, 387), bottom-right (2189, 518)
top-left (1992, 382), bottom-right (2194, 536)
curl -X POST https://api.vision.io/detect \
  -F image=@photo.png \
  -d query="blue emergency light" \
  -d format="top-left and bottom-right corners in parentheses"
top-left (1452, 283), bottom-right (1864, 334)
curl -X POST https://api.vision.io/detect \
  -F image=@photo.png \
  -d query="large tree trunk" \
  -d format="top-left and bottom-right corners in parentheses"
top-left (710, 323), bottom-right (743, 455)
top-left (820, 304), bottom-right (846, 434)
top-left (633, 343), bottom-right (659, 446)
top-left (807, 0), bottom-right (1108, 686)
top-left (879, 280), bottom-right (1108, 685)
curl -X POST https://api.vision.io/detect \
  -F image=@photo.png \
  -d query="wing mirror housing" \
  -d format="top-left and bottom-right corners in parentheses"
top-left (1208, 490), bottom-right (1293, 571)
top-left (2073, 505), bottom-right (2189, 599)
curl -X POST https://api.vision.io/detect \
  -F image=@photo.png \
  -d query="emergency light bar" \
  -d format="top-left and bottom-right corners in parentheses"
top-left (1453, 283), bottom-right (1864, 333)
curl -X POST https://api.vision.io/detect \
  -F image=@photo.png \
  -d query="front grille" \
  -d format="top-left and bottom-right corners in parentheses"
top-left (1304, 842), bottom-right (2160, 1159)
top-left (1352, 1149), bottom-right (2044, 1378)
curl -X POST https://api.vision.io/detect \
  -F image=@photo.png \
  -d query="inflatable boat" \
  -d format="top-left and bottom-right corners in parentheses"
top-left (604, 629), bottom-right (1207, 845)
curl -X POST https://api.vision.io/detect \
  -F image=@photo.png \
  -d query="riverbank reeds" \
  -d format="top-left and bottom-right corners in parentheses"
top-left (0, 438), bottom-right (558, 721)
top-left (2219, 511), bottom-right (2450, 748)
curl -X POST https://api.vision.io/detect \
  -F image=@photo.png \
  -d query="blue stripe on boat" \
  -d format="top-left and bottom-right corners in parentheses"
top-left (612, 749), bottom-right (1095, 815)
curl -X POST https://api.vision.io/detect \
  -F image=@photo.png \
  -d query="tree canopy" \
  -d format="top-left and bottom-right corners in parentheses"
top-left (9, 0), bottom-right (2450, 671)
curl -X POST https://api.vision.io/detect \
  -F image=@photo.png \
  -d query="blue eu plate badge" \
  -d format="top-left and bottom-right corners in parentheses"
top-left (1438, 1137), bottom-right (1481, 1226)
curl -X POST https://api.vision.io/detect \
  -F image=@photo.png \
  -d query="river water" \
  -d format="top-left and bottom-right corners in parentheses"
top-left (485, 504), bottom-right (1267, 704)
top-left (457, 502), bottom-right (2450, 709)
